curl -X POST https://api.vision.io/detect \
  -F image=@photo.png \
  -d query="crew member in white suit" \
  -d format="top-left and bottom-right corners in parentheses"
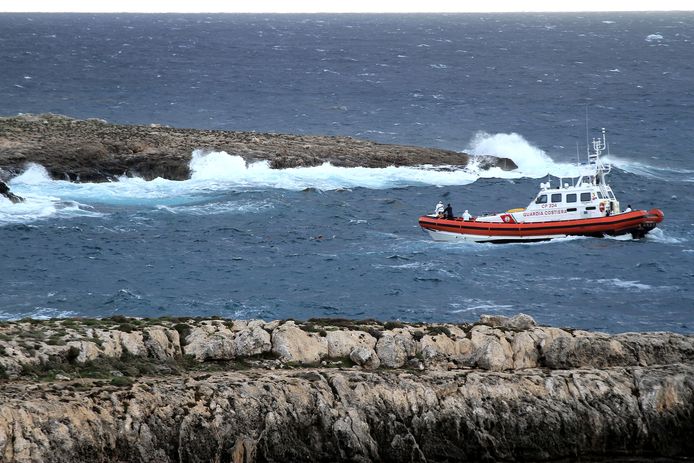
top-left (434, 201), bottom-right (444, 217)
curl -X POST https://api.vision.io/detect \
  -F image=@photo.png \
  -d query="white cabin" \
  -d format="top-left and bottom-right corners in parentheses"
top-left (476, 128), bottom-right (620, 224)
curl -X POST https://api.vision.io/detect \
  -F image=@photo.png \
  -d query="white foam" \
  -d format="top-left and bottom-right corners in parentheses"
top-left (597, 278), bottom-right (652, 290)
top-left (605, 155), bottom-right (694, 183)
top-left (465, 131), bottom-right (578, 178)
top-left (190, 149), bottom-right (481, 190)
top-left (646, 33), bottom-right (664, 42)
top-left (0, 193), bottom-right (55, 224)
top-left (2, 133), bottom-right (682, 226)
top-left (158, 199), bottom-right (275, 216)
top-left (605, 233), bottom-right (635, 241)
top-left (450, 302), bottom-right (515, 313)
top-left (0, 307), bottom-right (78, 321)
top-left (645, 228), bottom-right (685, 244)
top-left (10, 162), bottom-right (53, 185)
top-left (10, 169), bottom-right (204, 208)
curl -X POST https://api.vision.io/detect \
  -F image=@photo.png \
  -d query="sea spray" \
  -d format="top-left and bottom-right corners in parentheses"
top-left (466, 132), bottom-right (579, 178)
top-left (0, 137), bottom-right (686, 225)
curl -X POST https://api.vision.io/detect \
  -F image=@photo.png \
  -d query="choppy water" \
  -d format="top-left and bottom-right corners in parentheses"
top-left (1, 13), bottom-right (692, 332)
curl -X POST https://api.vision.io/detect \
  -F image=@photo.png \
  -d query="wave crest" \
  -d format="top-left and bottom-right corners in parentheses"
top-left (605, 156), bottom-right (694, 183)
top-left (1, 132), bottom-right (686, 225)
top-left (466, 131), bottom-right (577, 178)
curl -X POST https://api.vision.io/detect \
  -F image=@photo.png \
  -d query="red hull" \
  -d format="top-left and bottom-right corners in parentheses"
top-left (419, 209), bottom-right (664, 242)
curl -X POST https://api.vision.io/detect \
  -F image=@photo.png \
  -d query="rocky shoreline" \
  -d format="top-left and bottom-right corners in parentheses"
top-left (1, 314), bottom-right (692, 462)
top-left (0, 180), bottom-right (23, 203)
top-left (0, 113), bottom-right (517, 183)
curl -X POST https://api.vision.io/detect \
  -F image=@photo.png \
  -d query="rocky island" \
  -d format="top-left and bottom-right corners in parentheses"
top-left (0, 113), bottom-right (516, 183)
top-left (0, 314), bottom-right (692, 462)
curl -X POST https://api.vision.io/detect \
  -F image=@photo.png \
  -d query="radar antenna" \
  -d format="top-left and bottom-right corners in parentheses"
top-left (590, 128), bottom-right (612, 181)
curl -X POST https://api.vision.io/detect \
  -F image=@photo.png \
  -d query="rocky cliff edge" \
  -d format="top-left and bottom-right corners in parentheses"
top-left (0, 314), bottom-right (692, 462)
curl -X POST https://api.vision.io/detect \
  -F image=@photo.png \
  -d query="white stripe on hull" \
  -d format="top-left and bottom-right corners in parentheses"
top-left (426, 229), bottom-right (566, 243)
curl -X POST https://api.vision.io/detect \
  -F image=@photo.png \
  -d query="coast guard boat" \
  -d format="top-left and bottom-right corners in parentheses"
top-left (419, 129), bottom-right (664, 243)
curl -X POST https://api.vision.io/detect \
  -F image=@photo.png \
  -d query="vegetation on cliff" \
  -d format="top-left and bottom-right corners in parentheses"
top-left (0, 315), bottom-right (692, 462)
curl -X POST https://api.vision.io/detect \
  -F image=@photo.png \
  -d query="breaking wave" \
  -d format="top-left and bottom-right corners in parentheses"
top-left (0, 307), bottom-right (78, 321)
top-left (187, 150), bottom-right (484, 190)
top-left (604, 156), bottom-right (694, 183)
top-left (465, 131), bottom-right (578, 178)
top-left (1, 133), bottom-right (683, 225)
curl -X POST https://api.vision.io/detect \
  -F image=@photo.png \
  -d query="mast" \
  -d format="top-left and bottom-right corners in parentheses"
top-left (590, 128), bottom-right (611, 185)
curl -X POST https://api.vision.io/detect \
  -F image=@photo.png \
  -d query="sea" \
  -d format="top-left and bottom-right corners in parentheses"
top-left (0, 13), bottom-right (692, 333)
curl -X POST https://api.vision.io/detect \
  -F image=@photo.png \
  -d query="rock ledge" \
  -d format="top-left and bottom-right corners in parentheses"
top-left (0, 113), bottom-right (517, 182)
top-left (0, 314), bottom-right (692, 462)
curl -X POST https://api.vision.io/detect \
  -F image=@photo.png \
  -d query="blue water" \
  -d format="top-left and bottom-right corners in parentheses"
top-left (1, 13), bottom-right (692, 332)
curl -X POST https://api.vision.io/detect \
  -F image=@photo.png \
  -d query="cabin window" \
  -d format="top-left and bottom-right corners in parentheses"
top-left (551, 193), bottom-right (562, 203)
top-left (567, 208), bottom-right (577, 212)
top-left (597, 191), bottom-right (604, 199)
top-left (608, 191), bottom-right (615, 199)
top-left (580, 192), bottom-right (591, 202)
top-left (535, 195), bottom-right (547, 204)
top-left (586, 206), bottom-right (596, 210)
top-left (567, 193), bottom-right (577, 203)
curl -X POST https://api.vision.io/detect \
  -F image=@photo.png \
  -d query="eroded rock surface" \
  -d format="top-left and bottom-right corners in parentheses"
top-left (0, 314), bottom-right (692, 462)
top-left (0, 113), bottom-right (517, 182)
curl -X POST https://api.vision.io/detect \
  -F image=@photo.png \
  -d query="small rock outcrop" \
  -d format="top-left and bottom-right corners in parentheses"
top-left (0, 181), bottom-right (22, 203)
top-left (0, 314), bottom-right (692, 462)
top-left (0, 113), bottom-right (518, 182)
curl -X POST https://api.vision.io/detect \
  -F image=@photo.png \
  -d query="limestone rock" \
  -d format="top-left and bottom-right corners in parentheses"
top-left (375, 330), bottom-right (416, 368)
top-left (230, 437), bottom-right (257, 463)
top-left (511, 331), bottom-right (540, 369)
top-left (616, 332), bottom-right (694, 366)
top-left (271, 321), bottom-right (328, 364)
top-left (228, 320), bottom-right (247, 332)
top-left (263, 320), bottom-right (281, 332)
top-left (118, 331), bottom-right (147, 357)
top-left (475, 337), bottom-right (513, 371)
top-left (479, 313), bottom-right (537, 331)
top-left (233, 326), bottom-right (272, 357)
top-left (143, 327), bottom-right (181, 360)
top-left (184, 323), bottom-right (235, 361)
top-left (326, 330), bottom-right (376, 358)
top-left (543, 336), bottom-right (636, 369)
top-left (66, 340), bottom-right (101, 363)
top-left (420, 334), bottom-right (457, 358)
top-left (0, 317), bottom-right (692, 461)
top-left (349, 346), bottom-right (381, 370)
top-left (95, 329), bottom-right (124, 358)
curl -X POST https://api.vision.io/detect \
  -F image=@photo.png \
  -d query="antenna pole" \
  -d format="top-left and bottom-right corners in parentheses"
top-left (585, 106), bottom-right (590, 158)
